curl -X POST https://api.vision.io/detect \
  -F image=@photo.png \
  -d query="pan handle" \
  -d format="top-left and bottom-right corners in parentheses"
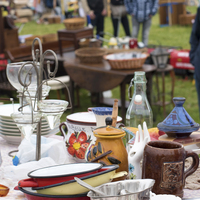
top-left (18, 178), bottom-right (39, 188)
top-left (110, 171), bottom-right (128, 180)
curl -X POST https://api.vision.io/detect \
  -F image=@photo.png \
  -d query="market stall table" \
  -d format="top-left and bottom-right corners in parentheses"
top-left (63, 51), bottom-right (156, 122)
top-left (0, 136), bottom-right (199, 199)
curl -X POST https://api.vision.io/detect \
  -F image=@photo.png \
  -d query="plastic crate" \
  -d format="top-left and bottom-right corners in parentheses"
top-left (170, 49), bottom-right (194, 70)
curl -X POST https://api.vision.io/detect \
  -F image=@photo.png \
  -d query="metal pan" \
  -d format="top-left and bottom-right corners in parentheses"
top-left (18, 187), bottom-right (90, 200)
top-left (34, 165), bottom-right (127, 196)
top-left (19, 163), bottom-right (103, 188)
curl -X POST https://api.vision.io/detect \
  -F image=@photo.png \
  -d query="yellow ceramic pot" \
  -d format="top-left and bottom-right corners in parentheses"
top-left (87, 126), bottom-right (128, 181)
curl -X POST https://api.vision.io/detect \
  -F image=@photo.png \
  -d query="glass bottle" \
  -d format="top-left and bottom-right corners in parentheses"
top-left (126, 71), bottom-right (153, 147)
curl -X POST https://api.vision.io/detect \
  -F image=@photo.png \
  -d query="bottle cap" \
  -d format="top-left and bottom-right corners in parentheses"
top-left (134, 95), bottom-right (142, 104)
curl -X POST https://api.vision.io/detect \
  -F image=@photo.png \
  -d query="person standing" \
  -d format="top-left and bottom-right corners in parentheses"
top-left (80, 0), bottom-right (107, 38)
top-left (189, 6), bottom-right (200, 116)
top-left (124, 0), bottom-right (158, 46)
top-left (110, 0), bottom-right (131, 37)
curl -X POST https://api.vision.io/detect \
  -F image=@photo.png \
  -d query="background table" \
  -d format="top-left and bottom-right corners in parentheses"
top-left (63, 51), bottom-right (157, 122)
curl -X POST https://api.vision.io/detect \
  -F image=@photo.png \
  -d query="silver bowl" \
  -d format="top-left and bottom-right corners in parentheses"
top-left (87, 179), bottom-right (155, 200)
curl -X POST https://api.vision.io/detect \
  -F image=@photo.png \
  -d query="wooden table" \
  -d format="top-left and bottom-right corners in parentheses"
top-left (153, 64), bottom-right (175, 117)
top-left (62, 51), bottom-right (157, 122)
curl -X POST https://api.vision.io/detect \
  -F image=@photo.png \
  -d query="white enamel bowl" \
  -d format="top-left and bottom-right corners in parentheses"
top-left (34, 165), bottom-right (127, 196)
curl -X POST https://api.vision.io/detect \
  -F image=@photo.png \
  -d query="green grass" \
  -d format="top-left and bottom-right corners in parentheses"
top-left (18, 5), bottom-right (197, 49)
top-left (10, 5), bottom-right (200, 128)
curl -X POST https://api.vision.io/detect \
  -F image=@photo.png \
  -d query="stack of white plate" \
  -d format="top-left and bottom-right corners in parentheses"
top-left (0, 104), bottom-right (60, 145)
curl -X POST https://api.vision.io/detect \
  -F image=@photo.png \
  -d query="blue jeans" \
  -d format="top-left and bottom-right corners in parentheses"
top-left (131, 16), bottom-right (152, 46)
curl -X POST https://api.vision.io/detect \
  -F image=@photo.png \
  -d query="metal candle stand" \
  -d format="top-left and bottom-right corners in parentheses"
top-left (14, 37), bottom-right (72, 160)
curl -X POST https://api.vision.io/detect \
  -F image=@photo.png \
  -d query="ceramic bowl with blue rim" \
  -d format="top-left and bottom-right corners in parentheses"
top-left (91, 107), bottom-right (113, 116)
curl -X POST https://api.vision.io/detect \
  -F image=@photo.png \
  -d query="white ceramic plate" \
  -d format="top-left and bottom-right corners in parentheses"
top-left (0, 123), bottom-right (18, 129)
top-left (0, 120), bottom-right (51, 131)
top-left (0, 121), bottom-right (50, 129)
top-left (0, 128), bottom-right (54, 136)
top-left (0, 130), bottom-right (21, 136)
top-left (0, 123), bottom-right (59, 133)
top-left (0, 103), bottom-right (34, 119)
top-left (0, 127), bottom-right (60, 145)
top-left (0, 116), bottom-right (49, 124)
top-left (0, 117), bottom-right (59, 127)
top-left (0, 115), bottom-right (49, 125)
top-left (67, 112), bottom-right (122, 124)
top-left (0, 103), bottom-right (20, 117)
top-left (0, 133), bottom-right (22, 144)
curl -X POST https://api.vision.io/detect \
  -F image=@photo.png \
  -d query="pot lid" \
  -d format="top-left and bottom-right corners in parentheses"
top-left (67, 112), bottom-right (122, 124)
top-left (157, 97), bottom-right (200, 134)
top-left (93, 126), bottom-right (125, 136)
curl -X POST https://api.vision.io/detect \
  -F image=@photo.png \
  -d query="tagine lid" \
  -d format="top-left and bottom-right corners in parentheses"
top-left (157, 97), bottom-right (200, 135)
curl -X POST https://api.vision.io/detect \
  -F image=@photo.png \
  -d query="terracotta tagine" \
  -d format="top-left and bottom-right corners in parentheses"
top-left (157, 97), bottom-right (200, 138)
top-left (85, 118), bottom-right (128, 181)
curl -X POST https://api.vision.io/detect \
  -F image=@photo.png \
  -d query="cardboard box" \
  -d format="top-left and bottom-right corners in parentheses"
top-left (179, 14), bottom-right (196, 25)
top-left (47, 16), bottom-right (61, 24)
top-left (42, 34), bottom-right (58, 43)
top-left (54, 16), bottom-right (61, 24)
top-left (25, 35), bottom-right (43, 46)
top-left (159, 3), bottom-right (186, 25)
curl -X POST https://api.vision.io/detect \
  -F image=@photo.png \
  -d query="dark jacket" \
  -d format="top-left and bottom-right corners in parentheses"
top-left (111, 0), bottom-right (124, 5)
top-left (87, 0), bottom-right (104, 13)
top-left (189, 7), bottom-right (200, 67)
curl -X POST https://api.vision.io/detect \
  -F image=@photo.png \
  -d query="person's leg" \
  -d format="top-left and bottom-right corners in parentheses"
top-left (111, 14), bottom-right (119, 37)
top-left (194, 70), bottom-right (200, 117)
top-left (131, 16), bottom-right (140, 39)
top-left (121, 15), bottom-right (131, 37)
top-left (142, 17), bottom-right (152, 46)
top-left (96, 13), bottom-right (104, 38)
top-left (91, 16), bottom-right (97, 31)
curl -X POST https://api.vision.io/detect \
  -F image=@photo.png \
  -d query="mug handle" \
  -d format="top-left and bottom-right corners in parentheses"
top-left (184, 150), bottom-right (199, 179)
top-left (59, 122), bottom-right (68, 141)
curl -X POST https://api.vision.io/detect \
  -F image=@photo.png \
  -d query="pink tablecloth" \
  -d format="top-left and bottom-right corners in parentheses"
top-left (0, 136), bottom-right (200, 199)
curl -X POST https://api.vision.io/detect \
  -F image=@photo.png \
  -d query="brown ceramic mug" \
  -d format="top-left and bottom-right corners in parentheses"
top-left (142, 140), bottom-right (199, 198)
